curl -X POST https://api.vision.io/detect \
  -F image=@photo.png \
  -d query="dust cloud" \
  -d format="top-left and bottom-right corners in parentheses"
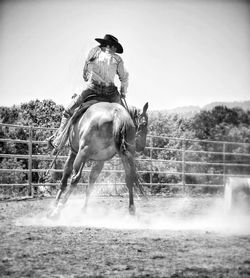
top-left (16, 196), bottom-right (250, 235)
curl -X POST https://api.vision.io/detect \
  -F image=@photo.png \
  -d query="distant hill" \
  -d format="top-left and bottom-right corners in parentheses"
top-left (202, 101), bottom-right (250, 111)
top-left (160, 100), bottom-right (250, 115)
top-left (166, 105), bottom-right (200, 115)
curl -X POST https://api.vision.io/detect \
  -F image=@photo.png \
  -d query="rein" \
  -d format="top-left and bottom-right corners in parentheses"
top-left (121, 97), bottom-right (129, 112)
top-left (120, 97), bottom-right (140, 132)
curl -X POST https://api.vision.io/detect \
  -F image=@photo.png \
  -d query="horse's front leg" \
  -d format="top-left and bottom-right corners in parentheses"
top-left (121, 153), bottom-right (136, 215)
top-left (82, 161), bottom-right (104, 213)
top-left (127, 175), bottom-right (135, 215)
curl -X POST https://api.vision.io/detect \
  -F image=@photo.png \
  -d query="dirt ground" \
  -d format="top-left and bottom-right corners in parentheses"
top-left (0, 196), bottom-right (250, 278)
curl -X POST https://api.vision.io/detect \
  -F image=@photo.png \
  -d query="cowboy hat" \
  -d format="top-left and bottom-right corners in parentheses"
top-left (95, 34), bottom-right (123, 54)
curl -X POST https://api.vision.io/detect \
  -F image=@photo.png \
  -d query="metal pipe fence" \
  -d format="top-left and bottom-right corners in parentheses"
top-left (0, 123), bottom-right (250, 197)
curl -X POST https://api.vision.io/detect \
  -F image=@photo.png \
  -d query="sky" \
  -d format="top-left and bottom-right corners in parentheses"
top-left (0, 0), bottom-right (249, 111)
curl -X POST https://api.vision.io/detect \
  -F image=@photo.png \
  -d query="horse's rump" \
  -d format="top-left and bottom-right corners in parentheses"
top-left (55, 98), bottom-right (116, 151)
top-left (71, 102), bottom-right (136, 154)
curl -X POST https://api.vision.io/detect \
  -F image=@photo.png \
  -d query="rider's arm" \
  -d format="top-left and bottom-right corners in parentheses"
top-left (116, 57), bottom-right (129, 97)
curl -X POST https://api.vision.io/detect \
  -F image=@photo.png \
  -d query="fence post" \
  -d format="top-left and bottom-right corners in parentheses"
top-left (149, 137), bottom-right (153, 188)
top-left (223, 142), bottom-right (226, 186)
top-left (28, 126), bottom-right (33, 197)
top-left (182, 139), bottom-right (186, 188)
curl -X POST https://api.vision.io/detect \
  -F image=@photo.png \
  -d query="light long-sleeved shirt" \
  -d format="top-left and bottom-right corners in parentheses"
top-left (83, 46), bottom-right (129, 94)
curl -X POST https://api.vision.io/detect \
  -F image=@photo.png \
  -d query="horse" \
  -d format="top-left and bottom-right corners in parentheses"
top-left (49, 101), bottom-right (149, 218)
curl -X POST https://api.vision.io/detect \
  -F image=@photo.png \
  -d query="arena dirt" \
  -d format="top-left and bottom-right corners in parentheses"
top-left (0, 196), bottom-right (250, 277)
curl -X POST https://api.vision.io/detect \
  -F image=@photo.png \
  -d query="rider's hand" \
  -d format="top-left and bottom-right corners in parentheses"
top-left (120, 88), bottom-right (126, 98)
top-left (121, 92), bottom-right (126, 99)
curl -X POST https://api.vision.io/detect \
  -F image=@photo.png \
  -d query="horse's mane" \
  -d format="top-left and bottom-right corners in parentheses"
top-left (127, 105), bottom-right (140, 123)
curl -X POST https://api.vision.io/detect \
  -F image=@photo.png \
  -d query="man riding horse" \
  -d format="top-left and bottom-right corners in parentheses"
top-left (46, 35), bottom-right (149, 217)
top-left (48, 34), bottom-right (129, 149)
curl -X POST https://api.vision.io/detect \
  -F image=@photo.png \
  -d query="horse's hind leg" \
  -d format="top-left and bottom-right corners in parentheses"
top-left (54, 151), bottom-right (76, 206)
top-left (82, 161), bottom-right (104, 212)
top-left (61, 146), bottom-right (89, 206)
top-left (48, 151), bottom-right (76, 219)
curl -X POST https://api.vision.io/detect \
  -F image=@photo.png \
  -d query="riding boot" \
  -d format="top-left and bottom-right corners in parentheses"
top-left (47, 92), bottom-right (89, 150)
top-left (52, 114), bottom-right (70, 148)
top-left (47, 112), bottom-right (70, 148)
top-left (65, 94), bottom-right (84, 115)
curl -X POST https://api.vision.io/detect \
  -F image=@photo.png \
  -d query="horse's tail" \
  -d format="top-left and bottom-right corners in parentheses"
top-left (113, 110), bottom-right (147, 198)
top-left (113, 110), bottom-right (135, 154)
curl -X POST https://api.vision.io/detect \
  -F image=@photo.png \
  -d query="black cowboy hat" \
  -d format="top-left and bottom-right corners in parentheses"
top-left (95, 34), bottom-right (123, 54)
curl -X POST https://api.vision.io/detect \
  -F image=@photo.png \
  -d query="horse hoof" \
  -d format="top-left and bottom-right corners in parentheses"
top-left (129, 206), bottom-right (136, 216)
top-left (81, 206), bottom-right (88, 214)
top-left (47, 209), bottom-right (61, 220)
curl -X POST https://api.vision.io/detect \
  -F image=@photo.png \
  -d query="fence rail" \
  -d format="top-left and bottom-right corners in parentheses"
top-left (1, 123), bottom-right (250, 197)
